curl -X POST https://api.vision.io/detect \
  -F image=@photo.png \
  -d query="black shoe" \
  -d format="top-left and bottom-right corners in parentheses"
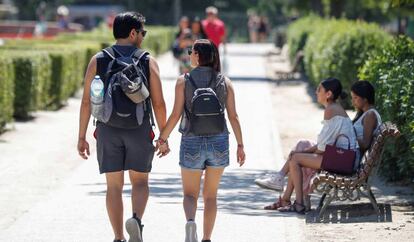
top-left (125, 213), bottom-right (144, 242)
top-left (201, 240), bottom-right (211, 242)
top-left (113, 240), bottom-right (126, 242)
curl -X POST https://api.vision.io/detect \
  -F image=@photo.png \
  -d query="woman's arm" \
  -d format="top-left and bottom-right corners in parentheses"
top-left (225, 78), bottom-right (243, 145)
top-left (358, 111), bottom-right (377, 151)
top-left (225, 78), bottom-right (246, 165)
top-left (158, 76), bottom-right (185, 142)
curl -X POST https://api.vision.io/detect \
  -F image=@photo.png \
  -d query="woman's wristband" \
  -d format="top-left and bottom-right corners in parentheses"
top-left (237, 144), bottom-right (244, 148)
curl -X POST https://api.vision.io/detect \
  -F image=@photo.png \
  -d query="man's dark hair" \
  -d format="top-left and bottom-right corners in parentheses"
top-left (113, 12), bottom-right (146, 39)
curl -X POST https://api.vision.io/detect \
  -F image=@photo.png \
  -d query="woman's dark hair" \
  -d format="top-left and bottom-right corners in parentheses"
top-left (191, 16), bottom-right (207, 39)
top-left (351, 80), bottom-right (375, 104)
top-left (351, 80), bottom-right (376, 123)
top-left (113, 12), bottom-right (145, 39)
top-left (321, 77), bottom-right (347, 101)
top-left (193, 39), bottom-right (221, 72)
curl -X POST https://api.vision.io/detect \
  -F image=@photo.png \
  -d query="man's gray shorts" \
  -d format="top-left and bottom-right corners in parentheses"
top-left (96, 120), bottom-right (155, 174)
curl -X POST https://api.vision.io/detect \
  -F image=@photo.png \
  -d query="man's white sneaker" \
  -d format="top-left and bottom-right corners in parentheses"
top-left (185, 221), bottom-right (198, 242)
top-left (254, 173), bottom-right (284, 191)
top-left (125, 213), bottom-right (143, 242)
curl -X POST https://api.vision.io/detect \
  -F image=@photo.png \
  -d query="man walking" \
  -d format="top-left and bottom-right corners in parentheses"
top-left (202, 6), bottom-right (226, 47)
top-left (77, 12), bottom-right (167, 242)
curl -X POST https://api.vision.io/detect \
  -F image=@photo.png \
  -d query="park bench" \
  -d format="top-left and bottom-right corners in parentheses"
top-left (311, 122), bottom-right (400, 219)
top-left (265, 45), bottom-right (302, 82)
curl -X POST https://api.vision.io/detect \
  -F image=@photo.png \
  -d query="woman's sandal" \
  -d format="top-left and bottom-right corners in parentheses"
top-left (277, 201), bottom-right (306, 214)
top-left (264, 196), bottom-right (291, 210)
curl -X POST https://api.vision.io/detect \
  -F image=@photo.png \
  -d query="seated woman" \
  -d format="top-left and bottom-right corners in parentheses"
top-left (350, 80), bottom-right (382, 153)
top-left (265, 80), bottom-right (383, 213)
top-left (256, 78), bottom-right (360, 213)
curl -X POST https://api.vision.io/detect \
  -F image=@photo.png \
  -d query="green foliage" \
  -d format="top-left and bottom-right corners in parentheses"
top-left (1, 41), bottom-right (98, 109)
top-left (5, 51), bottom-right (51, 119)
top-left (56, 25), bottom-right (175, 56)
top-left (286, 15), bottom-right (324, 66)
top-left (359, 36), bottom-right (414, 181)
top-left (0, 57), bottom-right (15, 132)
top-left (0, 25), bottom-right (174, 124)
top-left (303, 19), bottom-right (391, 106)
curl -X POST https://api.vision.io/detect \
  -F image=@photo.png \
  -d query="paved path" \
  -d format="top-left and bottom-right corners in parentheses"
top-left (0, 44), bottom-right (304, 242)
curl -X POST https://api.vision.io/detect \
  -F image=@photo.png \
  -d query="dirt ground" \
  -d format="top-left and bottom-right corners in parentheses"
top-left (271, 81), bottom-right (414, 242)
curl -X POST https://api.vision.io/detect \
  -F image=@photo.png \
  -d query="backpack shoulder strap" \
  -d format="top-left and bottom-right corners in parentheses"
top-left (207, 72), bottom-right (218, 89)
top-left (102, 47), bottom-right (116, 60)
top-left (215, 73), bottom-right (226, 87)
top-left (186, 73), bottom-right (198, 89)
top-left (132, 49), bottom-right (149, 61)
top-left (133, 49), bottom-right (155, 128)
top-left (101, 47), bottom-right (119, 80)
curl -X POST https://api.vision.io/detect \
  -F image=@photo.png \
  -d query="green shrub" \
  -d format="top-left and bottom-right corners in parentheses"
top-left (5, 51), bottom-right (51, 119)
top-left (286, 15), bottom-right (323, 65)
top-left (0, 57), bottom-right (15, 131)
top-left (303, 19), bottom-right (391, 106)
top-left (56, 25), bottom-right (175, 56)
top-left (359, 36), bottom-right (414, 181)
top-left (0, 25), bottom-right (174, 129)
top-left (1, 42), bottom-right (98, 109)
top-left (48, 48), bottom-right (85, 109)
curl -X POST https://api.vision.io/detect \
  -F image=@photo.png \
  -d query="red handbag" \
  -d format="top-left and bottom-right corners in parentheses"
top-left (321, 134), bottom-right (356, 175)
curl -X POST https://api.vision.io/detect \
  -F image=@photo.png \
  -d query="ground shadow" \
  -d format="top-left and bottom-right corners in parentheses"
top-left (306, 203), bottom-right (392, 224)
top-left (14, 115), bottom-right (36, 122)
top-left (85, 169), bottom-right (304, 218)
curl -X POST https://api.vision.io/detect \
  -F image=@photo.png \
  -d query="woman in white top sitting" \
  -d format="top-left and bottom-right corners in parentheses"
top-left (351, 80), bottom-right (382, 154)
top-left (260, 77), bottom-right (358, 214)
top-left (259, 79), bottom-right (382, 213)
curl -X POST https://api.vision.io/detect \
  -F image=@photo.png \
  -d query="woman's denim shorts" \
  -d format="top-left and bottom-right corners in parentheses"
top-left (179, 134), bottom-right (230, 170)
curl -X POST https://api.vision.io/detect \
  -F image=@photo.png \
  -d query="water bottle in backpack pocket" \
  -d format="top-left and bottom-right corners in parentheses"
top-left (90, 75), bottom-right (105, 120)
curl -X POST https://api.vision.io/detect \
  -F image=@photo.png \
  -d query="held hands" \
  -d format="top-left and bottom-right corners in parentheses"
top-left (155, 138), bottom-right (170, 158)
top-left (77, 138), bottom-right (90, 160)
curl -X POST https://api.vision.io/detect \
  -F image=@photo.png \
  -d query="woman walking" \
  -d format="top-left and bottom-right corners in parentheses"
top-left (156, 39), bottom-right (246, 242)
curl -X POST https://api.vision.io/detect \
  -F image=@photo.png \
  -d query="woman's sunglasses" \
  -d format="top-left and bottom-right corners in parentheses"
top-left (187, 49), bottom-right (193, 55)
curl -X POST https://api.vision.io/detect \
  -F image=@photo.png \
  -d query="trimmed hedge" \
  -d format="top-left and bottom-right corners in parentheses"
top-left (3, 51), bottom-right (51, 119)
top-left (359, 36), bottom-right (414, 181)
top-left (303, 19), bottom-right (391, 98)
top-left (286, 15), bottom-right (324, 65)
top-left (56, 25), bottom-right (175, 56)
top-left (0, 57), bottom-right (14, 132)
top-left (1, 43), bottom-right (97, 111)
top-left (0, 25), bottom-right (174, 125)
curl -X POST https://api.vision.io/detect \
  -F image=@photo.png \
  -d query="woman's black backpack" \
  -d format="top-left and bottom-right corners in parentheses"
top-left (185, 73), bottom-right (225, 136)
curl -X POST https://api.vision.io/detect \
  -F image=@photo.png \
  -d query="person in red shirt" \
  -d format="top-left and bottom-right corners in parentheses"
top-left (202, 6), bottom-right (226, 47)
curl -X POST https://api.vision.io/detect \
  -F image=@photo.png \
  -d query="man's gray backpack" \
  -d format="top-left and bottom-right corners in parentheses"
top-left (92, 46), bottom-right (154, 129)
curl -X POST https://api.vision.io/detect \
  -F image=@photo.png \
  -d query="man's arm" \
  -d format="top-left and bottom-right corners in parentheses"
top-left (148, 56), bottom-right (167, 132)
top-left (77, 55), bottom-right (97, 159)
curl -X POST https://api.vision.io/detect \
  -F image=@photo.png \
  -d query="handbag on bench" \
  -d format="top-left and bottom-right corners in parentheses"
top-left (321, 134), bottom-right (356, 175)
